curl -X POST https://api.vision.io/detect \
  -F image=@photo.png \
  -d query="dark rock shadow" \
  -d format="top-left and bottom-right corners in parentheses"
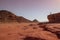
top-left (24, 36), bottom-right (45, 40)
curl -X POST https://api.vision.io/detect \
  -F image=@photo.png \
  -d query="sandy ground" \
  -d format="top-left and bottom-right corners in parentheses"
top-left (0, 23), bottom-right (60, 40)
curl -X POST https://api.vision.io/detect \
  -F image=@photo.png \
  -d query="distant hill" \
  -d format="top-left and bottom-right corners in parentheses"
top-left (0, 10), bottom-right (32, 23)
top-left (33, 19), bottom-right (39, 22)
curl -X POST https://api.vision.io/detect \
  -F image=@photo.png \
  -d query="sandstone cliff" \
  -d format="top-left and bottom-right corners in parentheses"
top-left (47, 13), bottom-right (60, 23)
top-left (0, 10), bottom-right (32, 23)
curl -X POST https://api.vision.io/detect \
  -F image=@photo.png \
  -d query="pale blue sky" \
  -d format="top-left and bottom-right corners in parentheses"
top-left (0, 0), bottom-right (60, 22)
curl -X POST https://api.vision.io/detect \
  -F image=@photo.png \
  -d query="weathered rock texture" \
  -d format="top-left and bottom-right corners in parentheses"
top-left (16, 16), bottom-right (32, 23)
top-left (0, 10), bottom-right (32, 23)
top-left (47, 13), bottom-right (60, 23)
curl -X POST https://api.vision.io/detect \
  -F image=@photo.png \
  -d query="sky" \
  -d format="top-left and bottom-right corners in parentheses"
top-left (0, 0), bottom-right (60, 22)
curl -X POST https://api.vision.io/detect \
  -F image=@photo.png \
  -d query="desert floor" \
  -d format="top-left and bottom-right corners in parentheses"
top-left (0, 23), bottom-right (60, 40)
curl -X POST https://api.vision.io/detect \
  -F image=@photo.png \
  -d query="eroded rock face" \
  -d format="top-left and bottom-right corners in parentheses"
top-left (48, 13), bottom-right (60, 23)
top-left (0, 10), bottom-right (17, 22)
top-left (16, 16), bottom-right (32, 23)
top-left (33, 19), bottom-right (39, 22)
top-left (0, 10), bottom-right (32, 23)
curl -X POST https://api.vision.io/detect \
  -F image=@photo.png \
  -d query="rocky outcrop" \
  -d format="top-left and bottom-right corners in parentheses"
top-left (0, 10), bottom-right (17, 22)
top-left (0, 10), bottom-right (32, 23)
top-left (47, 13), bottom-right (60, 23)
top-left (16, 16), bottom-right (32, 23)
top-left (33, 19), bottom-right (39, 22)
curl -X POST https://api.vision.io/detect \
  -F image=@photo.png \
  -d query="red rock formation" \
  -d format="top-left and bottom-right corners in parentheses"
top-left (0, 10), bottom-right (17, 22)
top-left (16, 16), bottom-right (32, 23)
top-left (47, 13), bottom-right (60, 23)
top-left (0, 10), bottom-right (32, 23)
top-left (33, 19), bottom-right (39, 22)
